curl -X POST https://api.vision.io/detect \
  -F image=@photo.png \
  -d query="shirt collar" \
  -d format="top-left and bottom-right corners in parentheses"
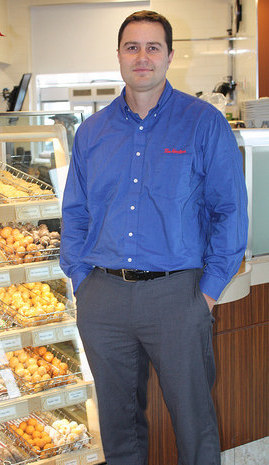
top-left (119, 79), bottom-right (173, 121)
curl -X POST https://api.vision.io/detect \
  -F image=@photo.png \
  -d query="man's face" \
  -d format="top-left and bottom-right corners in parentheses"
top-left (117, 21), bottom-right (174, 94)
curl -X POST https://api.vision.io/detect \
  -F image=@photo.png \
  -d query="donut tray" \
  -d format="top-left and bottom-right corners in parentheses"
top-left (0, 242), bottom-right (60, 266)
top-left (0, 161), bottom-right (55, 203)
top-left (7, 346), bottom-right (81, 394)
top-left (1, 410), bottom-right (92, 460)
top-left (0, 284), bottom-right (75, 327)
top-left (0, 222), bottom-right (61, 266)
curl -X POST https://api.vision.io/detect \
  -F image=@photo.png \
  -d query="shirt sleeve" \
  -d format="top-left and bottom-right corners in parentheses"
top-left (60, 127), bottom-right (93, 293)
top-left (198, 109), bottom-right (248, 300)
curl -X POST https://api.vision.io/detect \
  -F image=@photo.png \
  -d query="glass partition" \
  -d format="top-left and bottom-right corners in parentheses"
top-left (0, 111), bottom-right (83, 160)
top-left (0, 111), bottom-right (83, 204)
top-left (234, 128), bottom-right (269, 259)
top-left (0, 111), bottom-right (82, 191)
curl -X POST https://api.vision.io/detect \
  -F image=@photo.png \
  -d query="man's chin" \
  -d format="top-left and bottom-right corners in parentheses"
top-left (129, 78), bottom-right (155, 90)
top-left (131, 79), bottom-right (165, 93)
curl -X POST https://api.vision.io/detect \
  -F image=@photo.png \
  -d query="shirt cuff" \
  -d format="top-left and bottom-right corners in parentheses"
top-left (199, 271), bottom-right (228, 301)
top-left (71, 268), bottom-right (93, 294)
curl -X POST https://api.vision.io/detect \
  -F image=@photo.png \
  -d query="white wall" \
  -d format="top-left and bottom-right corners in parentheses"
top-left (0, 0), bottom-right (258, 111)
top-left (0, 0), bottom-right (32, 110)
top-left (0, 0), bottom-right (9, 64)
top-left (0, 0), bottom-right (11, 100)
top-left (155, 0), bottom-right (231, 94)
top-left (31, 0), bottom-right (232, 96)
top-left (31, 1), bottom-right (150, 74)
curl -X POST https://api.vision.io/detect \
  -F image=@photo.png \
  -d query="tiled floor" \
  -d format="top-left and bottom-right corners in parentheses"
top-left (221, 437), bottom-right (269, 465)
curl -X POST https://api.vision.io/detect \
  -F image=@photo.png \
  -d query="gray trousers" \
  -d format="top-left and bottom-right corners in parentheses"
top-left (76, 267), bottom-right (221, 465)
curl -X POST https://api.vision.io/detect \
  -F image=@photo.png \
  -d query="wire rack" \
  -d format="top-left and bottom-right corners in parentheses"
top-left (0, 221), bottom-right (60, 266)
top-left (1, 410), bottom-right (92, 460)
top-left (0, 431), bottom-right (37, 465)
top-left (0, 161), bottom-right (56, 203)
top-left (0, 243), bottom-right (60, 266)
top-left (8, 346), bottom-right (81, 394)
top-left (48, 279), bottom-right (68, 296)
top-left (0, 308), bottom-right (18, 332)
top-left (0, 283), bottom-right (75, 327)
top-left (0, 375), bottom-right (8, 401)
top-left (38, 408), bottom-right (92, 451)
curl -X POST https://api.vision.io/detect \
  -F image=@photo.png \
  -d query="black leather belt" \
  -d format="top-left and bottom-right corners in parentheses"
top-left (97, 267), bottom-right (186, 282)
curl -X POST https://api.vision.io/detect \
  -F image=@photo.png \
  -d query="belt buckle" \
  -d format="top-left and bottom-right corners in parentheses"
top-left (122, 269), bottom-right (137, 282)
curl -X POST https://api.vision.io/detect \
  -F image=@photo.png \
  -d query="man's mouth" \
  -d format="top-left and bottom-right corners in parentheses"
top-left (133, 68), bottom-right (152, 72)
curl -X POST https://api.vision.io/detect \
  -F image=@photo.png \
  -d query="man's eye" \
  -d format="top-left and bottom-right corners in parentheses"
top-left (127, 46), bottom-right (138, 51)
top-left (147, 46), bottom-right (159, 52)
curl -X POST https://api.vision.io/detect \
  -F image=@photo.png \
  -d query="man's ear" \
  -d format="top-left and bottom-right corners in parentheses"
top-left (168, 49), bottom-right (174, 66)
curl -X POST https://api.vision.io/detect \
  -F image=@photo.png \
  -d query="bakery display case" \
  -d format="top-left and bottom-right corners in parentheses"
top-left (0, 112), bottom-right (105, 465)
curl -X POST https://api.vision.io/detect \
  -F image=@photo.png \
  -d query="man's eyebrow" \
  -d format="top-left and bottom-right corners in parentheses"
top-left (147, 41), bottom-right (162, 47)
top-left (123, 41), bottom-right (139, 46)
top-left (123, 41), bottom-right (163, 47)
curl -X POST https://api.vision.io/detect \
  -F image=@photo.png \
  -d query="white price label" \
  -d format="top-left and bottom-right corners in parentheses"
top-left (15, 205), bottom-right (40, 220)
top-left (67, 389), bottom-right (86, 402)
top-left (62, 326), bottom-right (76, 338)
top-left (0, 368), bottom-right (21, 398)
top-left (87, 453), bottom-right (98, 463)
top-left (44, 395), bottom-right (63, 408)
top-left (0, 271), bottom-right (11, 286)
top-left (0, 405), bottom-right (16, 419)
top-left (35, 330), bottom-right (55, 343)
top-left (40, 203), bottom-right (61, 218)
top-left (62, 460), bottom-right (78, 465)
top-left (2, 336), bottom-right (22, 351)
top-left (0, 347), bottom-right (8, 365)
top-left (26, 265), bottom-right (50, 281)
top-left (51, 263), bottom-right (64, 278)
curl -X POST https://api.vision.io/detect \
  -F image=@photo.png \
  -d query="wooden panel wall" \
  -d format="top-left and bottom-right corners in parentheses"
top-left (146, 283), bottom-right (269, 465)
top-left (258, 0), bottom-right (269, 97)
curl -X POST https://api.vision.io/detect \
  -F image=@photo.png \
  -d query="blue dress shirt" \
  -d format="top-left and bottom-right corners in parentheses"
top-left (60, 80), bottom-right (248, 300)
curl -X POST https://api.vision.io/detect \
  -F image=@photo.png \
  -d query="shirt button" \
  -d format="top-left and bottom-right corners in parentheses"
top-left (128, 258), bottom-right (132, 263)
top-left (130, 205), bottom-right (135, 210)
top-left (125, 117), bottom-right (128, 120)
top-left (139, 125), bottom-right (144, 131)
top-left (136, 151), bottom-right (141, 157)
top-left (133, 178), bottom-right (138, 183)
top-left (128, 232), bottom-right (133, 237)
top-left (154, 113), bottom-right (157, 117)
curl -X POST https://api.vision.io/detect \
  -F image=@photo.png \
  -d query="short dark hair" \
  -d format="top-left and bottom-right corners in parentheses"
top-left (118, 10), bottom-right (173, 54)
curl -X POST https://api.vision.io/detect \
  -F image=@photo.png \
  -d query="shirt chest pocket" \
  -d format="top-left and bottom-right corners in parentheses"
top-left (146, 148), bottom-right (193, 200)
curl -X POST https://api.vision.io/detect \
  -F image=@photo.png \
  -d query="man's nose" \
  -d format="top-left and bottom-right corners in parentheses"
top-left (137, 48), bottom-right (149, 61)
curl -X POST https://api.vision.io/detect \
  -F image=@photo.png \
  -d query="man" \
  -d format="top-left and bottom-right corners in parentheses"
top-left (60, 10), bottom-right (248, 465)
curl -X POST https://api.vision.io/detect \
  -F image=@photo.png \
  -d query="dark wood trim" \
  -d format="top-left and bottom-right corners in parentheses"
top-left (212, 323), bottom-right (268, 449)
top-left (258, 0), bottom-right (269, 97)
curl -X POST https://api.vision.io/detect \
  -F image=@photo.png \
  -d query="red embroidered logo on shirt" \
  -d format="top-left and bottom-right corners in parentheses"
top-left (164, 148), bottom-right (187, 154)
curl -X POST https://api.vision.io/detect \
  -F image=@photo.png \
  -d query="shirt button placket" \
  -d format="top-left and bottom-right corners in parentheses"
top-left (125, 123), bottom-right (146, 267)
